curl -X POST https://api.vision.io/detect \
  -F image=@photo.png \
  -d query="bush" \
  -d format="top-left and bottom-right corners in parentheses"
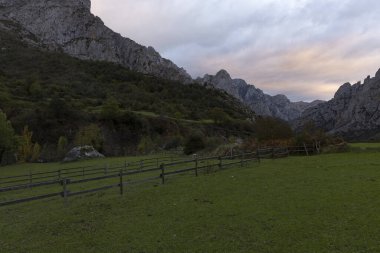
top-left (57, 136), bottom-right (68, 159)
top-left (74, 124), bottom-right (104, 151)
top-left (184, 133), bottom-right (205, 155)
top-left (137, 136), bottom-right (155, 154)
top-left (0, 111), bottom-right (17, 165)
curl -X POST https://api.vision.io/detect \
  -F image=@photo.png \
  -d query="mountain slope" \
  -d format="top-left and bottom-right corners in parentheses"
top-left (295, 70), bottom-right (380, 140)
top-left (0, 27), bottom-right (255, 158)
top-left (197, 70), bottom-right (324, 121)
top-left (0, 0), bottom-right (191, 83)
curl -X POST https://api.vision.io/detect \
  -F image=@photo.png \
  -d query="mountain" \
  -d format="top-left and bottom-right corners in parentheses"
top-left (197, 70), bottom-right (324, 121)
top-left (295, 69), bottom-right (380, 140)
top-left (0, 0), bottom-right (192, 83)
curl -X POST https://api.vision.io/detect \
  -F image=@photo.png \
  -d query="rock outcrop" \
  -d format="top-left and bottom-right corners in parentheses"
top-left (63, 146), bottom-right (105, 162)
top-left (295, 69), bottom-right (380, 140)
top-left (0, 0), bottom-right (192, 83)
top-left (197, 70), bottom-right (324, 121)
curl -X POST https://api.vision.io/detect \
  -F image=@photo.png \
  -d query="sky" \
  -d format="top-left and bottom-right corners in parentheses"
top-left (91, 0), bottom-right (380, 102)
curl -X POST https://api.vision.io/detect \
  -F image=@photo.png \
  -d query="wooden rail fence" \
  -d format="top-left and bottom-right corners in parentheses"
top-left (0, 145), bottom-right (316, 207)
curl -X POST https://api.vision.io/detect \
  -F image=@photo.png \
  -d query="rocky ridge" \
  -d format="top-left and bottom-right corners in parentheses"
top-left (295, 69), bottom-right (380, 140)
top-left (197, 70), bottom-right (324, 121)
top-left (0, 0), bottom-right (192, 83)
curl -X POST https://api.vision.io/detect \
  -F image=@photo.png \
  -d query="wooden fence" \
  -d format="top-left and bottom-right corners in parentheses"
top-left (0, 156), bottom-right (178, 189)
top-left (0, 145), bottom-right (316, 207)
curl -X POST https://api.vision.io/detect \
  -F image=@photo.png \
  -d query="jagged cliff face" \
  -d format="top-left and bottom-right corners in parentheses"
top-left (296, 69), bottom-right (380, 140)
top-left (0, 0), bottom-right (192, 83)
top-left (197, 70), bottom-right (323, 121)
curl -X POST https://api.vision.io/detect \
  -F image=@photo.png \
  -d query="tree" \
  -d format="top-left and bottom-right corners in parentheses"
top-left (254, 116), bottom-right (293, 142)
top-left (74, 124), bottom-right (103, 151)
top-left (100, 97), bottom-right (121, 120)
top-left (57, 136), bottom-right (68, 158)
top-left (0, 111), bottom-right (17, 164)
top-left (297, 121), bottom-right (328, 148)
top-left (18, 126), bottom-right (40, 162)
top-left (208, 107), bottom-right (230, 124)
top-left (184, 133), bottom-right (205, 155)
top-left (137, 136), bottom-right (155, 154)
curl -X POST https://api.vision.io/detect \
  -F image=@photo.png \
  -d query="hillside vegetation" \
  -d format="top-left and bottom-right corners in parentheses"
top-left (0, 28), bottom-right (255, 160)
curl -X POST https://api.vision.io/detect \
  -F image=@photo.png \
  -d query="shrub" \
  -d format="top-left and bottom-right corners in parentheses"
top-left (184, 133), bottom-right (205, 155)
top-left (18, 126), bottom-right (34, 162)
top-left (137, 136), bottom-right (155, 154)
top-left (57, 136), bottom-right (68, 158)
top-left (0, 111), bottom-right (17, 165)
top-left (74, 124), bottom-right (103, 151)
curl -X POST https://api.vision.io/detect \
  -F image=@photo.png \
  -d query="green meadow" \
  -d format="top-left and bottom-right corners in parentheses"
top-left (1, 148), bottom-right (380, 253)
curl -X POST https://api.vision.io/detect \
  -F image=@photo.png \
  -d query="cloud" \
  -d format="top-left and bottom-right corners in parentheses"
top-left (92, 0), bottom-right (380, 101)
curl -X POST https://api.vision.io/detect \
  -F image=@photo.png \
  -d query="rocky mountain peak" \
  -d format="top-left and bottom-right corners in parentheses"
top-left (296, 69), bottom-right (380, 140)
top-left (334, 82), bottom-right (352, 99)
top-left (375, 68), bottom-right (380, 78)
top-left (215, 69), bottom-right (232, 80)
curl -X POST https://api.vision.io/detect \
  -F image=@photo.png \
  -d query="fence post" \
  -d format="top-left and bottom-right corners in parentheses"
top-left (160, 164), bottom-right (165, 184)
top-left (61, 179), bottom-right (70, 206)
top-left (240, 153), bottom-right (243, 167)
top-left (195, 157), bottom-right (198, 177)
top-left (58, 170), bottom-right (61, 181)
top-left (29, 169), bottom-right (32, 189)
top-left (218, 156), bottom-right (222, 170)
top-left (256, 149), bottom-right (261, 164)
top-left (119, 170), bottom-right (124, 195)
top-left (104, 164), bottom-right (109, 175)
top-left (271, 148), bottom-right (275, 159)
top-left (243, 152), bottom-right (246, 166)
top-left (303, 143), bottom-right (309, 156)
top-left (140, 160), bottom-right (143, 170)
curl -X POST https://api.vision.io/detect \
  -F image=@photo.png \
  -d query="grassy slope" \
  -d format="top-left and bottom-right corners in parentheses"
top-left (1, 151), bottom-right (380, 253)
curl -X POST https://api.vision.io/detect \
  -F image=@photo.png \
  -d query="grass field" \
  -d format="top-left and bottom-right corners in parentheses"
top-left (1, 151), bottom-right (380, 252)
top-left (349, 142), bottom-right (380, 152)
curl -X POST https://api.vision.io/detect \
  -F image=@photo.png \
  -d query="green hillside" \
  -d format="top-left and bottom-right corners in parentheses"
top-left (0, 28), bottom-right (255, 159)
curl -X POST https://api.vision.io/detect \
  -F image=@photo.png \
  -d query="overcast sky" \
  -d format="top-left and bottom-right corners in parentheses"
top-left (92, 0), bottom-right (380, 101)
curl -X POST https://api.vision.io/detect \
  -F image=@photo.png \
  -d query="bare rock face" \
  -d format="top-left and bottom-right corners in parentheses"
top-left (295, 70), bottom-right (380, 140)
top-left (0, 0), bottom-right (192, 83)
top-left (197, 70), bottom-right (324, 121)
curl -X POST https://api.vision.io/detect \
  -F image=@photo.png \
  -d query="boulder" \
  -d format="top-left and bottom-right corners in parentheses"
top-left (63, 146), bottom-right (105, 163)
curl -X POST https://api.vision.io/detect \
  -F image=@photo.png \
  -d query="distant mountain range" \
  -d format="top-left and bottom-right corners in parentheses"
top-left (1, 0), bottom-right (380, 140)
top-left (197, 70), bottom-right (324, 121)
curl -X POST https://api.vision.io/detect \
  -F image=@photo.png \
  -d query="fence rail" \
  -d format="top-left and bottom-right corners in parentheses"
top-left (0, 156), bottom-right (180, 187)
top-left (0, 145), bottom-right (316, 207)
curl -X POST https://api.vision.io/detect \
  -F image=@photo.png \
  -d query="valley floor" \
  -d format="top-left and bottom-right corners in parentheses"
top-left (1, 151), bottom-right (380, 252)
